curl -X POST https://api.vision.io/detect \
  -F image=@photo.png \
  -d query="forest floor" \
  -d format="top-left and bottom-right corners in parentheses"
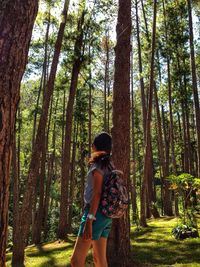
top-left (6, 216), bottom-right (200, 267)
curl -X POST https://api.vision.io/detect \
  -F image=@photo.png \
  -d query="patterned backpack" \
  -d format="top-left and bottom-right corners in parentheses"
top-left (100, 168), bottom-right (129, 218)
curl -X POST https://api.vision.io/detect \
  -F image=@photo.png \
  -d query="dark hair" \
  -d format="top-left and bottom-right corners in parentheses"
top-left (92, 132), bottom-right (112, 154)
top-left (89, 132), bottom-right (112, 169)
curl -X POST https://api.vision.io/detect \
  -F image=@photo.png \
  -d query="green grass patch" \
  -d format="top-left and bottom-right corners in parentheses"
top-left (130, 216), bottom-right (200, 267)
top-left (6, 235), bottom-right (95, 267)
top-left (6, 217), bottom-right (200, 266)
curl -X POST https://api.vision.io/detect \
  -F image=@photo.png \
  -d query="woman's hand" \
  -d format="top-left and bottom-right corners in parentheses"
top-left (83, 219), bottom-right (93, 240)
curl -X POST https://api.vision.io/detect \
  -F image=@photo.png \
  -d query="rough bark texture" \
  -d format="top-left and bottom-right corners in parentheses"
top-left (88, 45), bottom-right (92, 157)
top-left (160, 0), bottom-right (174, 216)
top-left (12, 1), bottom-right (69, 265)
top-left (136, 0), bottom-right (155, 219)
top-left (43, 138), bottom-right (55, 240)
top-left (131, 42), bottom-right (137, 215)
top-left (140, 0), bottom-right (157, 227)
top-left (104, 33), bottom-right (110, 132)
top-left (58, 4), bottom-right (85, 239)
top-left (68, 124), bottom-right (78, 232)
top-left (187, 0), bottom-right (200, 178)
top-left (107, 0), bottom-right (131, 266)
top-left (135, 0), bottom-right (147, 138)
top-left (0, 1), bottom-right (39, 266)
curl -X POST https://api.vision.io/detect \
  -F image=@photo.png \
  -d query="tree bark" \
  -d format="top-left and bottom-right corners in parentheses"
top-left (12, 118), bottom-right (20, 259)
top-left (68, 123), bottom-right (78, 233)
top-left (0, 1), bottom-right (38, 266)
top-left (130, 39), bottom-right (137, 215)
top-left (140, 0), bottom-right (157, 227)
top-left (103, 32), bottom-right (110, 132)
top-left (58, 2), bottom-right (85, 239)
top-left (43, 123), bottom-right (56, 240)
top-left (157, 54), bottom-right (173, 216)
top-left (135, 0), bottom-right (147, 137)
top-left (136, 0), bottom-right (155, 219)
top-left (187, 0), bottom-right (200, 177)
top-left (88, 44), bottom-right (92, 157)
top-left (108, 0), bottom-right (131, 266)
top-left (12, 1), bottom-right (69, 265)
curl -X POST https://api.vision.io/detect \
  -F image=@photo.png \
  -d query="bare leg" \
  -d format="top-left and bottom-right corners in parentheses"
top-left (70, 237), bottom-right (92, 267)
top-left (92, 237), bottom-right (108, 267)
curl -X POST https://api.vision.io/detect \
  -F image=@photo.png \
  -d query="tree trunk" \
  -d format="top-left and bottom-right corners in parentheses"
top-left (68, 123), bottom-right (78, 233)
top-left (108, 0), bottom-right (131, 266)
top-left (32, 15), bottom-right (51, 244)
top-left (183, 69), bottom-right (193, 175)
top-left (103, 32), bottom-right (110, 132)
top-left (141, 0), bottom-right (150, 43)
top-left (58, 2), bottom-right (85, 239)
top-left (12, 1), bottom-right (69, 265)
top-left (12, 120), bottom-right (20, 258)
top-left (0, 1), bottom-right (38, 266)
top-left (187, 0), bottom-right (200, 177)
top-left (130, 39), bottom-right (137, 215)
top-left (43, 125), bottom-right (56, 240)
top-left (88, 44), bottom-right (92, 157)
top-left (135, 0), bottom-right (147, 138)
top-left (140, 0), bottom-right (157, 227)
top-left (80, 137), bottom-right (86, 211)
top-left (32, 10), bottom-right (50, 149)
top-left (106, 33), bottom-right (111, 133)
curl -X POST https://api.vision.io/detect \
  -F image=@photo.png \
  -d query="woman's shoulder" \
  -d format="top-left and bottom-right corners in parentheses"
top-left (88, 161), bottom-right (104, 176)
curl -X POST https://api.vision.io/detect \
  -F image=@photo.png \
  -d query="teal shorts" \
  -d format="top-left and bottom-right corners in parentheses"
top-left (77, 206), bottom-right (112, 240)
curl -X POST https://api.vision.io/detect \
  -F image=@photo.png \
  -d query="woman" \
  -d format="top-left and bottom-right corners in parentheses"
top-left (70, 132), bottom-right (113, 267)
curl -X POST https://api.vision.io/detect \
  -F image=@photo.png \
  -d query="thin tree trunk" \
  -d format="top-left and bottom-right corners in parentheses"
top-left (130, 40), bottom-right (137, 215)
top-left (187, 0), bottom-right (200, 177)
top-left (156, 54), bottom-right (173, 216)
top-left (135, 0), bottom-right (147, 137)
top-left (183, 69), bottom-right (193, 175)
top-left (88, 45), bottom-right (92, 157)
top-left (80, 132), bottom-right (86, 211)
top-left (106, 32), bottom-right (111, 133)
top-left (32, 16), bottom-right (51, 244)
top-left (103, 32), bottom-right (110, 132)
top-left (141, 0), bottom-right (150, 43)
top-left (162, 0), bottom-right (177, 216)
top-left (43, 121), bottom-right (56, 240)
top-left (136, 0), bottom-right (155, 218)
top-left (12, 117), bottom-right (20, 256)
top-left (68, 123), bottom-right (78, 233)
top-left (58, 2), bottom-right (85, 239)
top-left (154, 82), bottom-right (167, 216)
top-left (140, 0), bottom-right (157, 227)
top-left (62, 88), bottom-right (66, 160)
top-left (108, 0), bottom-right (131, 266)
top-left (104, 36), bottom-right (108, 132)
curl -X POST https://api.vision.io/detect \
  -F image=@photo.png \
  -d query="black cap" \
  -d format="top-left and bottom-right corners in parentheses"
top-left (93, 132), bottom-right (112, 154)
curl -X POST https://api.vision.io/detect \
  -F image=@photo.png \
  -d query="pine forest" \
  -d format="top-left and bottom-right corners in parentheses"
top-left (0, 0), bottom-right (200, 266)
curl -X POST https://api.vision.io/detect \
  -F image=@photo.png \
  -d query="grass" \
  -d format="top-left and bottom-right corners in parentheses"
top-left (6, 236), bottom-right (94, 267)
top-left (6, 216), bottom-right (200, 267)
top-left (130, 216), bottom-right (200, 267)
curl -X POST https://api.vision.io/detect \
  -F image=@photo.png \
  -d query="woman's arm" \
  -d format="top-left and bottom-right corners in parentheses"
top-left (82, 170), bottom-right (103, 240)
top-left (89, 169), bottom-right (103, 215)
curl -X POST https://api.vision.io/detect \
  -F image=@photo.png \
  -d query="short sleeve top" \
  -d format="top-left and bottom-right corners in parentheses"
top-left (84, 161), bottom-right (112, 205)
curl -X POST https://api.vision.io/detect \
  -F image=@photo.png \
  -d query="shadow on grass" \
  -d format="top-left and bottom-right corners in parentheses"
top-left (130, 224), bottom-right (200, 266)
top-left (30, 243), bottom-right (74, 267)
top-left (27, 243), bottom-right (73, 258)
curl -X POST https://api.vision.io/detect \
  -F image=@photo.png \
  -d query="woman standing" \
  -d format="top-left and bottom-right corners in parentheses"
top-left (70, 132), bottom-right (113, 267)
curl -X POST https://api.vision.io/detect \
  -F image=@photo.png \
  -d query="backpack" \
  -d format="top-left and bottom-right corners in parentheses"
top-left (100, 168), bottom-right (129, 218)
